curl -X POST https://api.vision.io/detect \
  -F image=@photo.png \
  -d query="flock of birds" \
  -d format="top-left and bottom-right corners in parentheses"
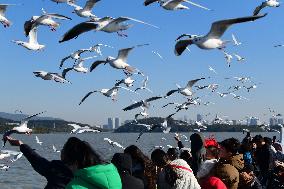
top-left (0, 0), bottom-right (283, 172)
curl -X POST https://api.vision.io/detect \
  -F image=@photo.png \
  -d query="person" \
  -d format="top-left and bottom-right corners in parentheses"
top-left (111, 153), bottom-right (144, 189)
top-left (5, 136), bottom-right (75, 189)
top-left (190, 133), bottom-right (206, 176)
top-left (167, 148), bottom-right (179, 161)
top-left (164, 159), bottom-right (201, 189)
top-left (64, 139), bottom-right (122, 189)
top-left (124, 145), bottom-right (156, 189)
top-left (211, 138), bottom-right (244, 189)
top-left (238, 165), bottom-right (262, 189)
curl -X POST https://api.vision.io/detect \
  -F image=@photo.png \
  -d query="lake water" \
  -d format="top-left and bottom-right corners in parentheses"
top-left (0, 132), bottom-right (280, 189)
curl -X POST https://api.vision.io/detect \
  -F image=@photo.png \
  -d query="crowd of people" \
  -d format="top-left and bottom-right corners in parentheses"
top-left (4, 132), bottom-right (284, 189)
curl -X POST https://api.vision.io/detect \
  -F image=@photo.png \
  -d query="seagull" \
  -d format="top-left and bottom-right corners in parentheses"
top-left (223, 50), bottom-right (233, 67)
top-left (60, 48), bottom-right (92, 68)
top-left (35, 136), bottom-right (43, 145)
top-left (194, 128), bottom-right (206, 132)
top-left (2, 111), bottom-right (46, 147)
top-left (61, 56), bottom-right (97, 77)
top-left (0, 164), bottom-right (9, 171)
top-left (253, 0), bottom-right (280, 16)
top-left (217, 92), bottom-right (229, 98)
top-left (33, 71), bottom-right (71, 84)
top-left (233, 53), bottom-right (245, 62)
top-left (165, 78), bottom-right (205, 98)
top-left (68, 123), bottom-right (100, 134)
top-left (104, 138), bottom-right (125, 149)
top-left (67, 0), bottom-right (100, 20)
top-left (230, 93), bottom-right (249, 100)
top-left (59, 16), bottom-right (158, 42)
top-left (123, 96), bottom-right (163, 111)
top-left (243, 84), bottom-right (257, 92)
top-left (174, 14), bottom-right (267, 56)
top-left (231, 34), bottom-right (242, 46)
top-left (135, 76), bottom-right (153, 93)
top-left (53, 145), bottom-right (60, 153)
top-left (0, 4), bottom-right (17, 28)
top-left (162, 101), bottom-right (196, 112)
top-left (90, 45), bottom-right (148, 75)
top-left (209, 66), bottom-right (217, 74)
top-left (203, 101), bottom-right (215, 106)
top-left (144, 0), bottom-right (211, 11)
top-left (228, 85), bottom-right (242, 92)
top-left (79, 85), bottom-right (137, 105)
top-left (89, 43), bottom-right (114, 56)
top-left (234, 77), bottom-right (251, 83)
top-left (151, 51), bottom-right (163, 59)
top-left (12, 27), bottom-right (45, 51)
top-left (134, 107), bottom-right (149, 121)
top-left (274, 44), bottom-right (284, 47)
top-left (207, 84), bottom-right (219, 92)
top-left (115, 76), bottom-right (135, 88)
top-left (24, 8), bottom-right (71, 36)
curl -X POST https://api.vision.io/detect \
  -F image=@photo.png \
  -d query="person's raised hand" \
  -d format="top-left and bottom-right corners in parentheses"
top-left (5, 136), bottom-right (23, 146)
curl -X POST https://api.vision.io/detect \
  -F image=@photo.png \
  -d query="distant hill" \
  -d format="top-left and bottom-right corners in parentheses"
top-left (0, 112), bottom-right (63, 121)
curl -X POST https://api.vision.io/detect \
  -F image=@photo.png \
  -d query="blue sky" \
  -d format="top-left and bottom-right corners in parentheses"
top-left (0, 0), bottom-right (283, 126)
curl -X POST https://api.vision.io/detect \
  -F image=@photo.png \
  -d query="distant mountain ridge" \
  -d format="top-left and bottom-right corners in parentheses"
top-left (0, 112), bottom-right (64, 121)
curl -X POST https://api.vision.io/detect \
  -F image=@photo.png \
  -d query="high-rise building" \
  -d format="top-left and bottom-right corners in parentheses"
top-left (249, 117), bottom-right (259, 126)
top-left (115, 117), bottom-right (120, 129)
top-left (278, 118), bottom-right (283, 125)
top-left (108, 118), bottom-right (115, 130)
top-left (270, 118), bottom-right (278, 126)
top-left (197, 114), bottom-right (203, 122)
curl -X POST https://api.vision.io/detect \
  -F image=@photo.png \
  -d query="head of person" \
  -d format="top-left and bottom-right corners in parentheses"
top-left (151, 148), bottom-right (170, 167)
top-left (219, 138), bottom-right (240, 159)
top-left (124, 145), bottom-right (150, 167)
top-left (61, 137), bottom-right (103, 170)
top-left (205, 146), bottom-right (219, 160)
top-left (167, 148), bottom-right (179, 161)
top-left (252, 135), bottom-right (264, 148)
top-left (263, 137), bottom-right (272, 146)
top-left (240, 141), bottom-right (252, 153)
top-left (180, 148), bottom-right (192, 166)
top-left (111, 153), bottom-right (133, 174)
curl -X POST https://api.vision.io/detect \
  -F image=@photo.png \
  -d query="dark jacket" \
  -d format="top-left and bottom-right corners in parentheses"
top-left (20, 144), bottom-right (73, 189)
top-left (112, 153), bottom-right (144, 189)
top-left (190, 133), bottom-right (206, 175)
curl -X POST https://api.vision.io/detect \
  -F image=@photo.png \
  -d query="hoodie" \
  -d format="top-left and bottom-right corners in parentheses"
top-left (66, 163), bottom-right (122, 189)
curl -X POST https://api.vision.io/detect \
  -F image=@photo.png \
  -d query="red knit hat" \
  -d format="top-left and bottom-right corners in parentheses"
top-left (204, 135), bottom-right (220, 148)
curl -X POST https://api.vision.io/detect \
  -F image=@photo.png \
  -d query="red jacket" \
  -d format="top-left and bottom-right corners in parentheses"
top-left (200, 176), bottom-right (228, 189)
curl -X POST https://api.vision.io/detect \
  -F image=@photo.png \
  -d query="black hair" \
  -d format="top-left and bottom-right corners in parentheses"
top-left (180, 150), bottom-right (192, 167)
top-left (263, 137), bottom-right (272, 146)
top-left (167, 148), bottom-right (179, 161)
top-left (164, 164), bottom-right (178, 187)
top-left (219, 138), bottom-right (240, 155)
top-left (151, 148), bottom-right (169, 167)
top-left (61, 137), bottom-right (103, 169)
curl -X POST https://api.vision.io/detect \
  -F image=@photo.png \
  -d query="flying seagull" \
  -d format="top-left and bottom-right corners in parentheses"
top-left (165, 78), bottom-right (205, 98)
top-left (35, 136), bottom-right (43, 145)
top-left (174, 14), bottom-right (267, 56)
top-left (59, 16), bottom-right (158, 42)
top-left (253, 0), bottom-right (280, 16)
top-left (231, 34), bottom-right (242, 46)
top-left (209, 66), bottom-right (217, 74)
top-left (51, 0), bottom-right (76, 3)
top-left (115, 76), bottom-right (135, 88)
top-left (123, 96), bottom-right (163, 111)
top-left (24, 8), bottom-right (71, 36)
top-left (104, 138), bottom-right (125, 149)
top-left (67, 0), bottom-right (100, 20)
top-left (68, 123), bottom-right (100, 134)
top-left (144, 0), bottom-right (211, 11)
top-left (60, 48), bottom-right (93, 69)
top-left (135, 76), bottom-right (152, 93)
top-left (90, 45), bottom-right (148, 75)
top-left (79, 85), bottom-right (137, 105)
top-left (233, 53), bottom-right (245, 62)
top-left (162, 101), bottom-right (196, 112)
top-left (53, 145), bottom-right (61, 153)
top-left (223, 50), bottom-right (233, 67)
top-left (2, 111), bottom-right (46, 147)
top-left (12, 27), bottom-right (45, 51)
top-left (0, 4), bottom-right (18, 28)
top-left (33, 71), bottom-right (71, 84)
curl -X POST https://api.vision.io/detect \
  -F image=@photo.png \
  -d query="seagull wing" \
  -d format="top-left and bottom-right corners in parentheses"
top-left (162, 102), bottom-right (175, 108)
top-left (79, 91), bottom-right (98, 105)
top-left (29, 27), bottom-right (39, 45)
top-left (24, 111), bottom-right (46, 121)
top-left (45, 13), bottom-right (72, 20)
top-left (145, 96), bottom-right (163, 103)
top-left (117, 47), bottom-right (134, 62)
top-left (62, 67), bottom-right (73, 78)
top-left (186, 78), bottom-right (205, 88)
top-left (83, 0), bottom-right (100, 11)
top-left (206, 14), bottom-right (267, 38)
top-left (60, 56), bottom-right (71, 69)
top-left (184, 0), bottom-right (211, 11)
top-left (90, 60), bottom-right (106, 72)
top-left (24, 20), bottom-right (34, 37)
top-left (174, 39), bottom-right (192, 56)
top-left (144, 0), bottom-right (159, 6)
top-left (166, 89), bottom-right (179, 97)
top-left (253, 2), bottom-right (266, 16)
top-left (59, 21), bottom-right (98, 43)
top-left (123, 101), bottom-right (143, 111)
top-left (110, 17), bottom-right (159, 29)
